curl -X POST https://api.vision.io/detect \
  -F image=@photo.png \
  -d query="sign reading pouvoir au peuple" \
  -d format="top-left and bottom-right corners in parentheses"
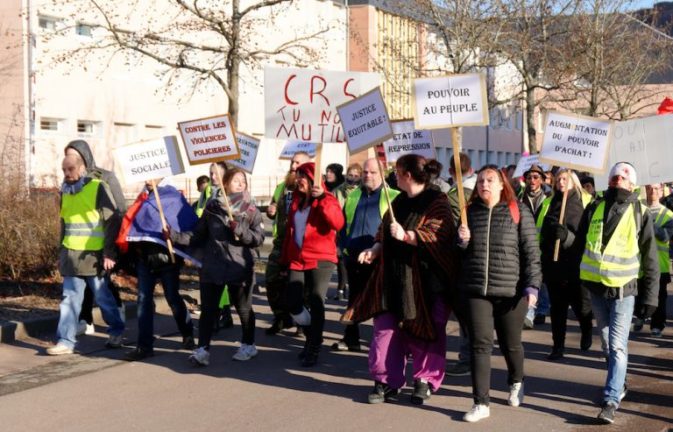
top-left (279, 140), bottom-right (317, 160)
top-left (177, 114), bottom-right (240, 165)
top-left (114, 136), bottom-right (185, 185)
top-left (539, 111), bottom-right (612, 174)
top-left (229, 132), bottom-right (261, 174)
top-left (336, 87), bottom-right (393, 154)
top-left (413, 73), bottom-right (489, 130)
top-left (383, 119), bottom-right (436, 163)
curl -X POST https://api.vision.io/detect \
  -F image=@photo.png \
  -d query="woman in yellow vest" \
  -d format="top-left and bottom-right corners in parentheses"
top-left (538, 169), bottom-right (594, 360)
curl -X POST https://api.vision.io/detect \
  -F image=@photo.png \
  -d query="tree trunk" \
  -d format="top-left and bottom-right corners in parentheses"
top-left (526, 86), bottom-right (538, 153)
top-left (228, 0), bottom-right (241, 125)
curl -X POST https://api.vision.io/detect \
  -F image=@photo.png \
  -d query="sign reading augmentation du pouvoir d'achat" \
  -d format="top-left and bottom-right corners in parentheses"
top-left (114, 136), bottom-right (185, 185)
top-left (539, 111), bottom-right (612, 175)
top-left (177, 114), bottom-right (240, 165)
top-left (413, 73), bottom-right (489, 130)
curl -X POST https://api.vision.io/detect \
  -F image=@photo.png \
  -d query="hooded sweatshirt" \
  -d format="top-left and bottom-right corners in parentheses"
top-left (65, 140), bottom-right (127, 213)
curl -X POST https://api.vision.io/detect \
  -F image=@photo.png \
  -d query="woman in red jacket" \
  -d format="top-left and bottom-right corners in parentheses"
top-left (282, 162), bottom-right (345, 367)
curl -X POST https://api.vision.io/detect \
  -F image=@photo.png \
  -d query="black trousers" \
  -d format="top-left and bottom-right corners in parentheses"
top-left (547, 278), bottom-right (593, 349)
top-left (651, 273), bottom-right (670, 330)
top-left (199, 281), bottom-right (256, 349)
top-left (264, 248), bottom-right (291, 322)
top-left (288, 261), bottom-right (336, 347)
top-left (467, 295), bottom-right (527, 405)
top-left (342, 257), bottom-right (375, 346)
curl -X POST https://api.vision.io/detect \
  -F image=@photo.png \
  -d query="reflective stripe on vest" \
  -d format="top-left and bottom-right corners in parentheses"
top-left (653, 206), bottom-right (673, 273)
top-left (534, 192), bottom-right (592, 243)
top-left (579, 201), bottom-right (641, 287)
top-left (195, 182), bottom-right (212, 218)
top-left (60, 179), bottom-right (104, 251)
top-left (344, 187), bottom-right (399, 237)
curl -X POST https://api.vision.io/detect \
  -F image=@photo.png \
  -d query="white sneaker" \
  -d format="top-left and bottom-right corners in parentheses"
top-left (105, 334), bottom-right (123, 348)
top-left (508, 382), bottom-right (524, 407)
top-left (463, 404), bottom-right (490, 422)
top-left (189, 347), bottom-right (210, 366)
top-left (76, 320), bottom-right (95, 336)
top-left (232, 344), bottom-right (258, 361)
top-left (46, 343), bottom-right (74, 356)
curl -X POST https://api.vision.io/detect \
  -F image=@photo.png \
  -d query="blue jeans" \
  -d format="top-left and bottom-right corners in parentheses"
top-left (590, 292), bottom-right (635, 406)
top-left (57, 276), bottom-right (125, 349)
top-left (136, 262), bottom-right (193, 349)
top-left (526, 283), bottom-right (550, 321)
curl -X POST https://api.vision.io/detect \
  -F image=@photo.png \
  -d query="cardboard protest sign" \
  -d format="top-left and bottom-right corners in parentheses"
top-left (513, 154), bottom-right (551, 178)
top-left (539, 111), bottom-right (612, 174)
top-left (382, 119), bottom-right (436, 163)
top-left (177, 114), bottom-right (240, 165)
top-left (336, 87), bottom-right (393, 154)
top-left (265, 67), bottom-right (380, 144)
top-left (114, 136), bottom-right (184, 185)
top-left (413, 73), bottom-right (489, 130)
top-left (595, 114), bottom-right (673, 190)
top-left (279, 140), bottom-right (317, 160)
top-left (229, 132), bottom-right (260, 174)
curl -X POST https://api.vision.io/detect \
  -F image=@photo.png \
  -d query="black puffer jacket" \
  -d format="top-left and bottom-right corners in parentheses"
top-left (459, 200), bottom-right (542, 297)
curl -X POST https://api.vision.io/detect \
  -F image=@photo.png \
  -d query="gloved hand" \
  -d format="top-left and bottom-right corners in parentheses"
top-left (636, 304), bottom-right (657, 320)
top-left (551, 222), bottom-right (568, 242)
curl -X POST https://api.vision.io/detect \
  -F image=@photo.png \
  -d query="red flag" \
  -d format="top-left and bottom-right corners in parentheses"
top-left (657, 97), bottom-right (673, 115)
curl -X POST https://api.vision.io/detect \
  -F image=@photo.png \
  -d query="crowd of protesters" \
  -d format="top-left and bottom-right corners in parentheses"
top-left (46, 138), bottom-right (669, 425)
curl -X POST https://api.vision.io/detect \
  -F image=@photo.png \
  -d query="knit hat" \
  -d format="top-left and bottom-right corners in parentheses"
top-left (523, 164), bottom-right (545, 178)
top-left (609, 162), bottom-right (637, 185)
top-left (326, 163), bottom-right (344, 177)
top-left (296, 162), bottom-right (316, 184)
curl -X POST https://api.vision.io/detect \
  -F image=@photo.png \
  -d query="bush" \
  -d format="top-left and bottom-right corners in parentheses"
top-left (0, 186), bottom-right (61, 280)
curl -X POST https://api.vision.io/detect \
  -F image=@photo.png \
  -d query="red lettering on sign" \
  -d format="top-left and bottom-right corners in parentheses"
top-left (284, 74), bottom-right (298, 105)
top-left (344, 78), bottom-right (356, 100)
top-left (310, 76), bottom-right (329, 105)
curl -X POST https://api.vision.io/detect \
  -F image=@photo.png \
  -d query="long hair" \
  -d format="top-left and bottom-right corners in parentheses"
top-left (468, 164), bottom-right (517, 205)
top-left (552, 168), bottom-right (586, 200)
top-left (223, 167), bottom-right (248, 192)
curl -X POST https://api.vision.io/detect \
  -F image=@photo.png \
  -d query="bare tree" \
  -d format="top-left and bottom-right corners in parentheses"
top-left (46, 0), bottom-right (334, 124)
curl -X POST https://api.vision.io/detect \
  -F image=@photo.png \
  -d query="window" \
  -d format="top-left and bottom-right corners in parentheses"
top-left (38, 16), bottom-right (60, 30)
top-left (76, 23), bottom-right (93, 37)
top-left (40, 118), bottom-right (59, 131)
top-left (77, 120), bottom-right (95, 134)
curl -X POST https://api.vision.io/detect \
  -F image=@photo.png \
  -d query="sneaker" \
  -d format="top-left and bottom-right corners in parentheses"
top-left (533, 314), bottom-right (546, 325)
top-left (189, 347), bottom-right (210, 366)
top-left (463, 404), bottom-right (490, 422)
top-left (523, 317), bottom-right (534, 330)
top-left (46, 343), bottom-right (74, 356)
top-left (411, 379), bottom-right (431, 405)
top-left (330, 340), bottom-right (362, 352)
top-left (597, 403), bottom-right (617, 424)
top-left (445, 361), bottom-right (471, 376)
top-left (76, 320), bottom-right (95, 336)
top-left (332, 289), bottom-right (346, 301)
top-left (651, 328), bottom-right (663, 338)
top-left (632, 318), bottom-right (644, 332)
top-left (182, 335), bottom-right (196, 350)
top-left (124, 347), bottom-right (154, 362)
top-left (232, 344), bottom-right (258, 361)
top-left (105, 334), bottom-right (123, 348)
top-left (367, 381), bottom-right (399, 404)
top-left (508, 382), bottom-right (524, 407)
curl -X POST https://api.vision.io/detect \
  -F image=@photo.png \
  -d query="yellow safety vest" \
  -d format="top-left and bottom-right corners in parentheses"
top-left (195, 182), bottom-right (212, 218)
top-left (60, 179), bottom-right (104, 251)
top-left (271, 181), bottom-right (286, 239)
top-left (579, 201), bottom-right (642, 287)
top-left (344, 186), bottom-right (399, 237)
top-left (535, 192), bottom-right (592, 242)
top-left (652, 206), bottom-right (673, 273)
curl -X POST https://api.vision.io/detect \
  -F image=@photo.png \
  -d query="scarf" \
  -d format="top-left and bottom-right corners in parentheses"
top-left (61, 177), bottom-right (89, 195)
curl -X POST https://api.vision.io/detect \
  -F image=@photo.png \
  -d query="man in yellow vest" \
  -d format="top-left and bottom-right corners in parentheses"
top-left (564, 162), bottom-right (659, 424)
top-left (331, 158), bottom-right (399, 352)
top-left (264, 151), bottom-right (311, 334)
top-left (634, 183), bottom-right (673, 337)
top-left (46, 155), bottom-right (125, 355)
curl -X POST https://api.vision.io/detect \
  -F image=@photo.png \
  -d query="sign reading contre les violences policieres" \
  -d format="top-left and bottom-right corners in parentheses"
top-left (177, 114), bottom-right (240, 165)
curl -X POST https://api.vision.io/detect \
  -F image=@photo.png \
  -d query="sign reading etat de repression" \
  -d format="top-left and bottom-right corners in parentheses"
top-left (383, 120), bottom-right (436, 163)
top-left (178, 114), bottom-right (240, 165)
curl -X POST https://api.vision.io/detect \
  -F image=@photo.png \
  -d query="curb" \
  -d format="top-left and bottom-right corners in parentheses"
top-left (0, 301), bottom-right (140, 344)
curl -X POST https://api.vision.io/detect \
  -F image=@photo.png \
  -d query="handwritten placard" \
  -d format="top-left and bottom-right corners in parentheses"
top-left (413, 73), bottom-right (489, 130)
top-left (539, 111), bottom-right (612, 174)
top-left (177, 114), bottom-right (240, 165)
top-left (512, 154), bottom-right (551, 178)
top-left (114, 136), bottom-right (184, 185)
top-left (229, 132), bottom-right (260, 174)
top-left (336, 87), bottom-right (393, 154)
top-left (264, 67), bottom-right (380, 144)
top-left (382, 119), bottom-right (436, 163)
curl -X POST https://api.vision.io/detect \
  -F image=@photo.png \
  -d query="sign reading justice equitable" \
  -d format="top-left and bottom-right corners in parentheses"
top-left (178, 114), bottom-right (240, 165)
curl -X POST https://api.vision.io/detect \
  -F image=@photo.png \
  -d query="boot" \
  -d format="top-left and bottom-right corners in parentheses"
top-left (301, 343), bottom-right (321, 367)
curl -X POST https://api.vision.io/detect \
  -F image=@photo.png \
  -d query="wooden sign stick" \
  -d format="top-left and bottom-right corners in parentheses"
top-left (451, 128), bottom-right (468, 226)
top-left (150, 179), bottom-right (176, 263)
top-left (553, 188), bottom-right (569, 262)
top-left (313, 144), bottom-right (323, 186)
top-left (376, 155), bottom-right (396, 223)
